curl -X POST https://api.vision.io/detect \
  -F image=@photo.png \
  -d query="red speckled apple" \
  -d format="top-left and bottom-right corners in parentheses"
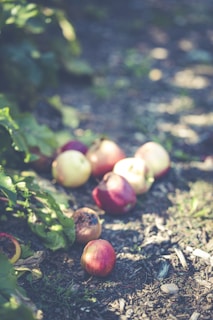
top-left (86, 138), bottom-right (126, 177)
top-left (92, 172), bottom-right (136, 215)
top-left (73, 207), bottom-right (102, 244)
top-left (52, 150), bottom-right (91, 187)
top-left (113, 157), bottom-right (154, 194)
top-left (81, 239), bottom-right (116, 277)
top-left (134, 141), bottom-right (170, 178)
top-left (0, 232), bottom-right (21, 263)
top-left (58, 140), bottom-right (88, 155)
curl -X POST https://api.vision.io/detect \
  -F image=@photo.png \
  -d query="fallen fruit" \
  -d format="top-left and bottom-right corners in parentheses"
top-left (113, 157), bottom-right (154, 194)
top-left (0, 232), bottom-right (21, 263)
top-left (81, 239), bottom-right (116, 277)
top-left (58, 140), bottom-right (88, 155)
top-left (86, 138), bottom-right (126, 177)
top-left (92, 172), bottom-right (136, 215)
top-left (52, 150), bottom-right (92, 187)
top-left (73, 207), bottom-right (102, 244)
top-left (134, 141), bottom-right (170, 178)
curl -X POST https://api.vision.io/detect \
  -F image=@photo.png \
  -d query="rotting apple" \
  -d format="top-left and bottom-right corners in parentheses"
top-left (134, 141), bottom-right (170, 178)
top-left (73, 207), bottom-right (102, 244)
top-left (92, 172), bottom-right (136, 215)
top-left (86, 138), bottom-right (126, 177)
top-left (113, 157), bottom-right (154, 195)
top-left (0, 232), bottom-right (21, 263)
top-left (58, 140), bottom-right (88, 155)
top-left (81, 239), bottom-right (116, 277)
top-left (52, 150), bottom-right (92, 187)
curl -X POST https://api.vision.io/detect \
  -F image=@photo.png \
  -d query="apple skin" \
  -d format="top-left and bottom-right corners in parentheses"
top-left (81, 239), bottom-right (116, 277)
top-left (113, 157), bottom-right (154, 195)
top-left (134, 141), bottom-right (170, 178)
top-left (86, 138), bottom-right (126, 177)
top-left (73, 207), bottom-right (102, 244)
top-left (0, 232), bottom-right (21, 264)
top-left (58, 140), bottom-right (88, 155)
top-left (92, 172), bottom-right (136, 215)
top-left (52, 150), bottom-right (92, 187)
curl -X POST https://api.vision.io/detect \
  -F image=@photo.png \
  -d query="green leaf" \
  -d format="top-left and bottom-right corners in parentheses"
top-left (63, 58), bottom-right (93, 76)
top-left (0, 167), bottom-right (17, 204)
top-left (56, 10), bottom-right (76, 41)
top-left (0, 297), bottom-right (37, 320)
top-left (0, 107), bottom-right (30, 162)
top-left (27, 188), bottom-right (75, 251)
top-left (0, 253), bottom-right (38, 320)
top-left (0, 253), bottom-right (17, 298)
top-left (47, 95), bottom-right (80, 128)
top-left (16, 113), bottom-right (57, 157)
top-left (28, 212), bottom-right (68, 251)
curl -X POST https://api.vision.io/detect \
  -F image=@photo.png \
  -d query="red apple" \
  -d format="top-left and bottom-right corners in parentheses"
top-left (86, 138), bottom-right (126, 177)
top-left (58, 140), bottom-right (88, 155)
top-left (81, 239), bottom-right (116, 277)
top-left (73, 207), bottom-right (102, 244)
top-left (134, 141), bottom-right (170, 178)
top-left (0, 232), bottom-right (21, 263)
top-left (113, 157), bottom-right (154, 194)
top-left (92, 172), bottom-right (136, 215)
top-left (52, 150), bottom-right (92, 187)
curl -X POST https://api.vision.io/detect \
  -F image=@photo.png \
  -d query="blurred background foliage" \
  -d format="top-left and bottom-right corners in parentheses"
top-left (0, 0), bottom-right (87, 109)
top-left (0, 0), bottom-right (93, 167)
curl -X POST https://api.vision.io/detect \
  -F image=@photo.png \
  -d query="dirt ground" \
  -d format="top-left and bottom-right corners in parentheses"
top-left (3, 1), bottom-right (213, 319)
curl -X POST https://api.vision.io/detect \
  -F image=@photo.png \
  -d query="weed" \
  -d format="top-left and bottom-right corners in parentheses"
top-left (124, 49), bottom-right (152, 78)
top-left (26, 271), bottom-right (97, 317)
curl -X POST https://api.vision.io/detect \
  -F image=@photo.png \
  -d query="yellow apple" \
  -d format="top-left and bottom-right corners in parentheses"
top-left (113, 157), bottom-right (154, 194)
top-left (52, 150), bottom-right (92, 187)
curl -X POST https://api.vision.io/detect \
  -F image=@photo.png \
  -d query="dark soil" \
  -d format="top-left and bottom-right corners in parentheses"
top-left (2, 1), bottom-right (213, 319)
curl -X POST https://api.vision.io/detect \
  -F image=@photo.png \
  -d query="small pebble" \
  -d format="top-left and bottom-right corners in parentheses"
top-left (160, 283), bottom-right (179, 294)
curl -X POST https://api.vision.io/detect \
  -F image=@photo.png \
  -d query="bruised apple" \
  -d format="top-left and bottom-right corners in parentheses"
top-left (73, 207), bottom-right (102, 244)
top-left (92, 172), bottom-right (136, 215)
top-left (0, 232), bottom-right (21, 263)
top-left (113, 157), bottom-right (154, 194)
top-left (52, 150), bottom-right (91, 187)
top-left (86, 138), bottom-right (126, 177)
top-left (58, 140), bottom-right (88, 155)
top-left (81, 239), bottom-right (116, 277)
top-left (134, 141), bottom-right (170, 178)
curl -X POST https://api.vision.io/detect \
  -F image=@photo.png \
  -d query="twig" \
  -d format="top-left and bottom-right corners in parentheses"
top-left (174, 247), bottom-right (188, 269)
top-left (189, 311), bottom-right (200, 320)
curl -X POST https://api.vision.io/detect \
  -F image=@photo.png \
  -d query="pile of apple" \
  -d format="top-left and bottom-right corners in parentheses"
top-left (35, 137), bottom-right (171, 277)
top-left (52, 137), bottom-right (171, 215)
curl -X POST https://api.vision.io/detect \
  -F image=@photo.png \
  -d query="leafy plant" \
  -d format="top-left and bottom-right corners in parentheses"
top-left (0, 2), bottom-right (92, 318)
top-left (0, 106), bottom-right (57, 165)
top-left (0, 106), bottom-right (75, 250)
top-left (0, 0), bottom-right (83, 109)
top-left (0, 253), bottom-right (41, 320)
top-left (1, 168), bottom-right (76, 251)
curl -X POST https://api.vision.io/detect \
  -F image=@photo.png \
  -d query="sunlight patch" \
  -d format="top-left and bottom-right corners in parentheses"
top-left (150, 47), bottom-right (168, 60)
top-left (149, 68), bottom-right (163, 81)
top-left (173, 69), bottom-right (209, 89)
